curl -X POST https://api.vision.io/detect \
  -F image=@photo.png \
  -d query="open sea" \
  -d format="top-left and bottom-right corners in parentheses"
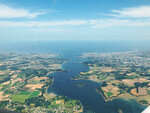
top-left (1, 40), bottom-right (150, 113)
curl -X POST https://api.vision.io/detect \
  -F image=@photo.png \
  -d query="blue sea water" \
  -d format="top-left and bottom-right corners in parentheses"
top-left (0, 40), bottom-right (149, 113)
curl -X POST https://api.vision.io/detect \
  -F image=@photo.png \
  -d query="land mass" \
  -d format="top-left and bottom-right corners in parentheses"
top-left (0, 53), bottom-right (83, 113)
top-left (72, 51), bottom-right (150, 106)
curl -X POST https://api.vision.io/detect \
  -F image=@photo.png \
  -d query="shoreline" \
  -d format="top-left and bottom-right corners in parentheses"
top-left (96, 88), bottom-right (149, 108)
top-left (43, 84), bottom-right (57, 100)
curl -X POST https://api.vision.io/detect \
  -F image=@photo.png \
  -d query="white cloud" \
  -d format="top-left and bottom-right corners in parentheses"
top-left (89, 19), bottom-right (150, 28)
top-left (0, 13), bottom-right (150, 28)
top-left (30, 28), bottom-right (72, 32)
top-left (0, 3), bottom-right (46, 18)
top-left (0, 18), bottom-right (150, 29)
top-left (34, 20), bottom-right (88, 26)
top-left (0, 20), bottom-right (88, 27)
top-left (0, 4), bottom-right (150, 29)
top-left (111, 6), bottom-right (150, 18)
top-left (92, 6), bottom-right (150, 28)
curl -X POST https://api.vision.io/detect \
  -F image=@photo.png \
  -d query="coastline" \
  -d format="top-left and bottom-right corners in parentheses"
top-left (43, 85), bottom-right (57, 100)
top-left (96, 88), bottom-right (149, 108)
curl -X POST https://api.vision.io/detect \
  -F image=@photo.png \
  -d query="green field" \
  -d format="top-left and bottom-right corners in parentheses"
top-left (12, 95), bottom-right (29, 103)
top-left (0, 75), bottom-right (8, 80)
top-left (28, 91), bottom-right (40, 98)
top-left (12, 91), bottom-right (40, 103)
top-left (147, 90), bottom-right (150, 95)
top-left (19, 91), bottom-right (31, 95)
top-left (65, 100), bottom-right (77, 107)
top-left (106, 92), bottom-right (114, 97)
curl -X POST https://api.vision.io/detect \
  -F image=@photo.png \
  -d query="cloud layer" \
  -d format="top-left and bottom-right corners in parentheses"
top-left (111, 6), bottom-right (150, 18)
top-left (0, 19), bottom-right (150, 28)
top-left (0, 3), bottom-right (46, 18)
top-left (0, 4), bottom-right (150, 29)
top-left (0, 20), bottom-right (88, 27)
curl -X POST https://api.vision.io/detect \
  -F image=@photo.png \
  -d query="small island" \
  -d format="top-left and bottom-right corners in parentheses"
top-left (73, 51), bottom-right (150, 106)
top-left (77, 83), bottom-right (85, 88)
top-left (0, 53), bottom-right (83, 113)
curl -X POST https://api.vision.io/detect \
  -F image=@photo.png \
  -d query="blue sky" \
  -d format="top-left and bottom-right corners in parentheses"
top-left (0, 0), bottom-right (150, 41)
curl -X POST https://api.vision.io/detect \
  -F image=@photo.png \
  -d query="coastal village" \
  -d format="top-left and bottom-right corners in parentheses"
top-left (0, 53), bottom-right (83, 113)
top-left (74, 51), bottom-right (150, 106)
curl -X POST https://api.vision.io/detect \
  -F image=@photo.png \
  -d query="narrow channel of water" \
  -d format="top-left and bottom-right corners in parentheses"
top-left (1, 41), bottom-right (148, 113)
top-left (48, 46), bottom-right (145, 113)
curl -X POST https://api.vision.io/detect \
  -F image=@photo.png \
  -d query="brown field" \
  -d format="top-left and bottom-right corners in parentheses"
top-left (118, 93), bottom-right (135, 99)
top-left (90, 66), bottom-right (116, 72)
top-left (56, 99), bottom-right (64, 104)
top-left (74, 108), bottom-right (83, 113)
top-left (2, 81), bottom-right (10, 85)
top-left (0, 91), bottom-right (4, 101)
top-left (88, 76), bottom-right (101, 83)
top-left (26, 84), bottom-right (45, 90)
top-left (130, 88), bottom-right (139, 96)
top-left (2, 94), bottom-right (10, 101)
top-left (0, 71), bottom-right (5, 75)
top-left (38, 77), bottom-right (49, 80)
top-left (111, 80), bottom-right (121, 84)
top-left (16, 78), bottom-right (23, 82)
top-left (10, 78), bottom-right (23, 85)
top-left (29, 76), bottom-right (49, 81)
top-left (11, 74), bottom-right (18, 79)
top-left (0, 64), bottom-right (3, 66)
top-left (138, 87), bottom-right (148, 96)
top-left (101, 84), bottom-right (119, 97)
top-left (122, 78), bottom-right (149, 87)
top-left (122, 79), bottom-right (138, 86)
top-left (101, 69), bottom-right (116, 72)
top-left (126, 73), bottom-right (136, 76)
